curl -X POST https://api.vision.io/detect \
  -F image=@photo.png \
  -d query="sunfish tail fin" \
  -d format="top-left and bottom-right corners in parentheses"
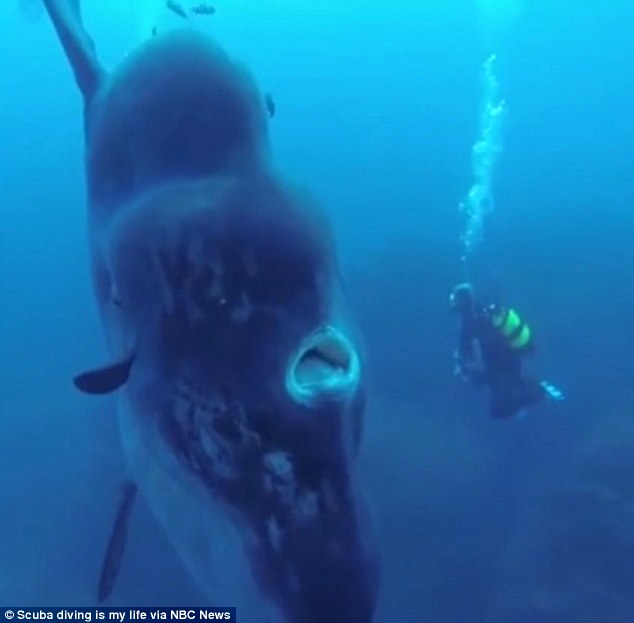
top-left (98, 480), bottom-right (138, 602)
top-left (42, 0), bottom-right (105, 101)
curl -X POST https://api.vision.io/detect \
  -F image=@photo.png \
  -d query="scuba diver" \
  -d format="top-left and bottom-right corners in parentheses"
top-left (450, 282), bottom-right (564, 419)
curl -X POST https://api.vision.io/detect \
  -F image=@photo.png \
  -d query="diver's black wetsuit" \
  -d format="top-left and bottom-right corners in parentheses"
top-left (457, 302), bottom-right (545, 419)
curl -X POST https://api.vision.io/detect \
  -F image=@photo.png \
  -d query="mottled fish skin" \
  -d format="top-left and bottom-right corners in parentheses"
top-left (110, 175), bottom-right (378, 623)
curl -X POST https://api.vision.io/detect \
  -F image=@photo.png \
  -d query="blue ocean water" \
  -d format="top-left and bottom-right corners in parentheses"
top-left (1, 1), bottom-right (633, 621)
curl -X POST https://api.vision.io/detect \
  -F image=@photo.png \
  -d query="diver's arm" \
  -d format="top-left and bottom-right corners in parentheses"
top-left (454, 325), bottom-right (486, 383)
top-left (454, 327), bottom-right (475, 380)
top-left (458, 326), bottom-right (475, 359)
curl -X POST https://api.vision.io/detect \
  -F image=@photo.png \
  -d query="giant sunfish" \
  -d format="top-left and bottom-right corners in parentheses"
top-left (41, 1), bottom-right (379, 621)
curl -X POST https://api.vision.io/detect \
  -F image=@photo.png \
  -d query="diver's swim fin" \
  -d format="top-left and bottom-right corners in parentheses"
top-left (98, 480), bottom-right (138, 602)
top-left (73, 356), bottom-right (135, 394)
top-left (540, 380), bottom-right (565, 402)
top-left (42, 0), bottom-right (105, 101)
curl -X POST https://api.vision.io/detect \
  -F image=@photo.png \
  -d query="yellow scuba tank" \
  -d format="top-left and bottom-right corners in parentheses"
top-left (488, 305), bottom-right (532, 350)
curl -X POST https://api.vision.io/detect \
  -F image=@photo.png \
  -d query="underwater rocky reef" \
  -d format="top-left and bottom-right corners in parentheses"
top-left (487, 412), bottom-right (634, 623)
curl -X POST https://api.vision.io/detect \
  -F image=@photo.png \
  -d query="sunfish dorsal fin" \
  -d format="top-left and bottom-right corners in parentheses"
top-left (43, 0), bottom-right (105, 101)
top-left (73, 356), bottom-right (135, 394)
top-left (98, 480), bottom-right (138, 602)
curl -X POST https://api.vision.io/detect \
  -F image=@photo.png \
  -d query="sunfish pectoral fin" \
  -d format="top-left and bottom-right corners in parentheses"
top-left (98, 480), bottom-right (138, 602)
top-left (73, 355), bottom-right (135, 394)
top-left (43, 0), bottom-right (105, 101)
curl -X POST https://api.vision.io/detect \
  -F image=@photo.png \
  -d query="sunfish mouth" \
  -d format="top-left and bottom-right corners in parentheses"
top-left (286, 326), bottom-right (360, 405)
